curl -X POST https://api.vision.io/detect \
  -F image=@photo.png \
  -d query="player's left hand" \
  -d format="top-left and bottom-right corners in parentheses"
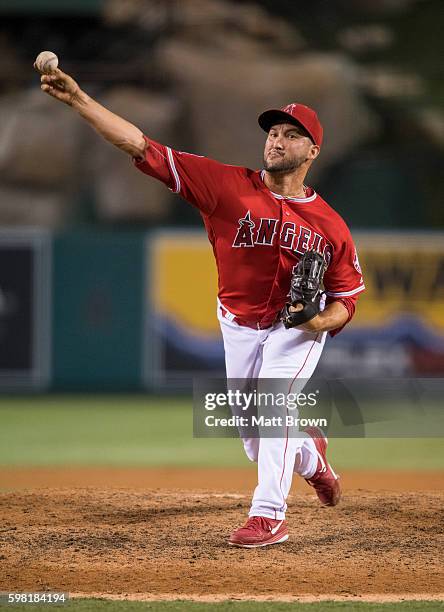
top-left (288, 304), bottom-right (321, 332)
top-left (296, 315), bottom-right (322, 332)
top-left (281, 250), bottom-right (326, 330)
top-left (289, 301), bottom-right (349, 333)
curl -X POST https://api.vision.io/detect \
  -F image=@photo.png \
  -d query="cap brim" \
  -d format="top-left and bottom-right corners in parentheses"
top-left (258, 109), bottom-right (313, 143)
top-left (258, 109), bottom-right (300, 131)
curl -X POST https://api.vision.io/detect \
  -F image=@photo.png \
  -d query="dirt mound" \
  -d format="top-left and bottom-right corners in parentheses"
top-left (1, 466), bottom-right (443, 491)
top-left (1, 487), bottom-right (443, 599)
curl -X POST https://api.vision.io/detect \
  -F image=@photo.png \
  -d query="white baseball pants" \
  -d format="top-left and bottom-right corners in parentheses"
top-left (218, 305), bottom-right (326, 520)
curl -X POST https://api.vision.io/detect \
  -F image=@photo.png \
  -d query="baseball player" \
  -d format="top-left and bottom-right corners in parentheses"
top-left (37, 66), bottom-right (364, 548)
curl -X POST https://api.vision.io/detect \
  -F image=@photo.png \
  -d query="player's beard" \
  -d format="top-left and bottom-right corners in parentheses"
top-left (263, 152), bottom-right (306, 173)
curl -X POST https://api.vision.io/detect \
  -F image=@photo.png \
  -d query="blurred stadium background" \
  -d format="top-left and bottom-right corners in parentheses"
top-left (0, 0), bottom-right (442, 472)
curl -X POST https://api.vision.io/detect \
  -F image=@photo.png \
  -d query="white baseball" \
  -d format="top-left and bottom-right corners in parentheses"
top-left (35, 51), bottom-right (59, 74)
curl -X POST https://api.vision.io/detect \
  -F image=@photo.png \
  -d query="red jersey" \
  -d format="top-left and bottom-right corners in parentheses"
top-left (135, 137), bottom-right (365, 332)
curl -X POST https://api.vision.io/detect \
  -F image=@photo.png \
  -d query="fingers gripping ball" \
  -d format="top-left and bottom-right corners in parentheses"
top-left (35, 51), bottom-right (58, 74)
top-left (35, 55), bottom-right (80, 106)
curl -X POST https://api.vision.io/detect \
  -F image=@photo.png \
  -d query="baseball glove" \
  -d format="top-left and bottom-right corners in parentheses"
top-left (281, 249), bottom-right (326, 329)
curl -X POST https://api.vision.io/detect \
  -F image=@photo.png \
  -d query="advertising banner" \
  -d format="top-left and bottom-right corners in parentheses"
top-left (146, 231), bottom-right (444, 385)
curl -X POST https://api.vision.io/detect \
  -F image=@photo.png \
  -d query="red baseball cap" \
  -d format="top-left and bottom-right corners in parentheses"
top-left (258, 103), bottom-right (323, 147)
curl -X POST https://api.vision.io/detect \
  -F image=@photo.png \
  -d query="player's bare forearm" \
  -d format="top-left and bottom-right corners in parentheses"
top-left (37, 67), bottom-right (146, 158)
top-left (298, 301), bottom-right (348, 333)
top-left (72, 90), bottom-right (146, 158)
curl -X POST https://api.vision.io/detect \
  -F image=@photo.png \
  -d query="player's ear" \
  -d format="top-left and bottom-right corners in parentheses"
top-left (308, 144), bottom-right (320, 161)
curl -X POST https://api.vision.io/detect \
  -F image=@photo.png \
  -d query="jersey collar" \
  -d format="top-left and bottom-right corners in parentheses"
top-left (259, 169), bottom-right (317, 203)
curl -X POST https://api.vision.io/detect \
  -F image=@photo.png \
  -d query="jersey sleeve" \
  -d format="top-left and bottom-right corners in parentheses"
top-left (133, 136), bottom-right (227, 216)
top-left (323, 227), bottom-right (365, 335)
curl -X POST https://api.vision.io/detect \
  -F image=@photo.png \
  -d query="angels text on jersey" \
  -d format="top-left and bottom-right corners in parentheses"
top-left (232, 210), bottom-right (331, 262)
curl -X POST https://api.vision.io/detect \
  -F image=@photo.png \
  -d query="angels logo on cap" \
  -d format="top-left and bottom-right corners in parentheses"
top-left (258, 103), bottom-right (323, 147)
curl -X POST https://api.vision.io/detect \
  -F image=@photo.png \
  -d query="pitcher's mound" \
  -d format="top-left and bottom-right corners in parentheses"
top-left (1, 488), bottom-right (443, 600)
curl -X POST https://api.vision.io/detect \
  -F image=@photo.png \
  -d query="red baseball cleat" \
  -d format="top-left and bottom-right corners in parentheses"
top-left (228, 516), bottom-right (289, 548)
top-left (304, 426), bottom-right (341, 506)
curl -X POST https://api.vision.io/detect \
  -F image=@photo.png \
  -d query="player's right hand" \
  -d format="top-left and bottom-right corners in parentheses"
top-left (36, 67), bottom-right (80, 106)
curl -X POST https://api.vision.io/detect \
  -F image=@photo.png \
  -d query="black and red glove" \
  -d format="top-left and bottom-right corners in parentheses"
top-left (281, 250), bottom-right (326, 329)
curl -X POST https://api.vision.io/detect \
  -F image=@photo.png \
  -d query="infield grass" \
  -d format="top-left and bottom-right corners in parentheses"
top-left (0, 395), bottom-right (443, 470)
top-left (3, 598), bottom-right (444, 611)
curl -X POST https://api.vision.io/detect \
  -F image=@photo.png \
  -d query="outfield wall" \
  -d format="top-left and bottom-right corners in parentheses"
top-left (0, 229), bottom-right (442, 391)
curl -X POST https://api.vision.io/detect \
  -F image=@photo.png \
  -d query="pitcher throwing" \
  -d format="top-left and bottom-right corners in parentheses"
top-left (36, 60), bottom-right (365, 548)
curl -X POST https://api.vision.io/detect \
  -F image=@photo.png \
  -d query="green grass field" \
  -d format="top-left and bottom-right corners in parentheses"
top-left (0, 395), bottom-right (443, 469)
top-left (1, 395), bottom-right (443, 612)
